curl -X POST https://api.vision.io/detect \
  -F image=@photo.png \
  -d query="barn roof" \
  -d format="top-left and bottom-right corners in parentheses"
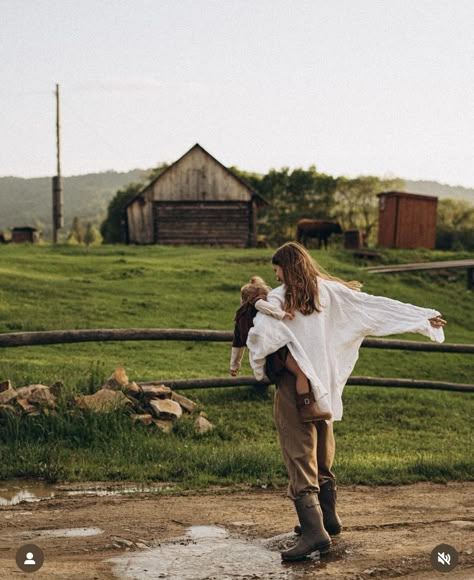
top-left (123, 143), bottom-right (269, 209)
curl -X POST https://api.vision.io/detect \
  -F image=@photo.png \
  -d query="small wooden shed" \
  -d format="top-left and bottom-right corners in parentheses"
top-left (377, 191), bottom-right (438, 249)
top-left (11, 227), bottom-right (41, 244)
top-left (124, 144), bottom-right (268, 247)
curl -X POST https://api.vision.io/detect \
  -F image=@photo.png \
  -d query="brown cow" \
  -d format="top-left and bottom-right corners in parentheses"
top-left (296, 219), bottom-right (342, 249)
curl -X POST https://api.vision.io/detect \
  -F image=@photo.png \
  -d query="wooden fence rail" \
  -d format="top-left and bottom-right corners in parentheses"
top-left (140, 377), bottom-right (474, 393)
top-left (0, 328), bottom-right (473, 353)
top-left (364, 259), bottom-right (474, 290)
top-left (1, 328), bottom-right (472, 393)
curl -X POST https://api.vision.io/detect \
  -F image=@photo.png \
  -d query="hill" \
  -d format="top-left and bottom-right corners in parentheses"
top-left (0, 169), bottom-right (148, 235)
top-left (0, 170), bottom-right (472, 237)
top-left (404, 179), bottom-right (474, 202)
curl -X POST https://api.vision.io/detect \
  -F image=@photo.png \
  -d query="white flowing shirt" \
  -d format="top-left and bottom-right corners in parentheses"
top-left (247, 278), bottom-right (445, 421)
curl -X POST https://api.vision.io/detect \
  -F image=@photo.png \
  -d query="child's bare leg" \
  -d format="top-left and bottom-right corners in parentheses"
top-left (284, 351), bottom-right (311, 395)
top-left (285, 351), bottom-right (332, 422)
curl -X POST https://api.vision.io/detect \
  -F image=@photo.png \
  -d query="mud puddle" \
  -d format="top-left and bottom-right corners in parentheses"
top-left (109, 525), bottom-right (351, 579)
top-left (18, 527), bottom-right (104, 539)
top-left (0, 479), bottom-right (172, 506)
top-left (0, 479), bottom-right (56, 505)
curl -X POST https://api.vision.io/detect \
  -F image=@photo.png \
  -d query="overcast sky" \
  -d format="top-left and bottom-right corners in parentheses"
top-left (1, 0), bottom-right (473, 187)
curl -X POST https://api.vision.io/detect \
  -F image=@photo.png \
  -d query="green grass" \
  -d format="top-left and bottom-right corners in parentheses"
top-left (0, 244), bottom-right (472, 486)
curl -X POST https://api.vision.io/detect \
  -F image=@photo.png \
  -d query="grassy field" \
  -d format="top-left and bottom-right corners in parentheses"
top-left (0, 244), bottom-right (472, 486)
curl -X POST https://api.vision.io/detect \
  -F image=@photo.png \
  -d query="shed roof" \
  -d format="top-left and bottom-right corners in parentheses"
top-left (124, 143), bottom-right (269, 209)
top-left (12, 226), bottom-right (39, 232)
top-left (377, 191), bottom-right (438, 202)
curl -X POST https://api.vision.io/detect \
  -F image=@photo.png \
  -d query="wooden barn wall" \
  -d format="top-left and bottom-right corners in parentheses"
top-left (153, 202), bottom-right (251, 246)
top-left (126, 196), bottom-right (154, 244)
top-left (377, 195), bottom-right (398, 247)
top-left (396, 198), bottom-right (437, 249)
top-left (151, 147), bottom-right (251, 203)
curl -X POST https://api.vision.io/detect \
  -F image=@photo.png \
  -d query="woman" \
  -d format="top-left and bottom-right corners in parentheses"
top-left (246, 242), bottom-right (446, 561)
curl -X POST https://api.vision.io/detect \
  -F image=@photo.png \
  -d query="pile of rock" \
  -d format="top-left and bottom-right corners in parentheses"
top-left (0, 367), bottom-right (214, 435)
top-left (0, 380), bottom-right (61, 417)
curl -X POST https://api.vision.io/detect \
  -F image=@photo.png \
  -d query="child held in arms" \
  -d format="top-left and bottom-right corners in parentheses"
top-left (230, 276), bottom-right (332, 422)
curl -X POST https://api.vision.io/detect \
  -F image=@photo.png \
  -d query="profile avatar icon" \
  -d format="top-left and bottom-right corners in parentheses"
top-left (24, 552), bottom-right (36, 565)
top-left (15, 544), bottom-right (44, 572)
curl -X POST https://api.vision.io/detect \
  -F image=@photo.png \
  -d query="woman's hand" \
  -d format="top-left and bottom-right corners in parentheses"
top-left (284, 312), bottom-right (295, 320)
top-left (429, 314), bottom-right (446, 328)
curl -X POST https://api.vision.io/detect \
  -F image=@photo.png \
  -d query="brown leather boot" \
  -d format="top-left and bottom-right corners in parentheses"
top-left (296, 391), bottom-right (332, 422)
top-left (294, 479), bottom-right (342, 536)
top-left (281, 494), bottom-right (331, 561)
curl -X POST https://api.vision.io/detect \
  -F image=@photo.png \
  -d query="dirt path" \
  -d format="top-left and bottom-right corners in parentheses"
top-left (1, 482), bottom-right (473, 579)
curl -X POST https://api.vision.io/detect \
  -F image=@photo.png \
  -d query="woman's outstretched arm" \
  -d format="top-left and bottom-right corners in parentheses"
top-left (327, 280), bottom-right (446, 343)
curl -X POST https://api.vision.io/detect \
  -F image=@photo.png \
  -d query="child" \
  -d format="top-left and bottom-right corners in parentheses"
top-left (230, 276), bottom-right (332, 422)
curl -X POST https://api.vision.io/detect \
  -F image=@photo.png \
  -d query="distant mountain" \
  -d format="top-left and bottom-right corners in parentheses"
top-left (0, 169), bottom-right (148, 236)
top-left (404, 180), bottom-right (474, 202)
top-left (0, 170), bottom-right (472, 238)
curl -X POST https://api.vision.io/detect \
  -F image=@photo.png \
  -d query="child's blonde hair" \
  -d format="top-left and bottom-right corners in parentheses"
top-left (240, 276), bottom-right (272, 305)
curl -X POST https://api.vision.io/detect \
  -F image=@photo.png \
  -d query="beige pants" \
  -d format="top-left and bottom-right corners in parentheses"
top-left (274, 370), bottom-right (336, 500)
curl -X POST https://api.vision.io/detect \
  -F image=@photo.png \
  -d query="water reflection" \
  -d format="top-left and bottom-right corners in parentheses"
top-left (0, 480), bottom-right (55, 506)
top-left (0, 480), bottom-right (172, 506)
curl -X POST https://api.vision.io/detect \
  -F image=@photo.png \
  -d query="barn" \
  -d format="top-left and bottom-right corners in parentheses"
top-left (377, 191), bottom-right (438, 249)
top-left (11, 226), bottom-right (41, 244)
top-left (124, 144), bottom-right (268, 247)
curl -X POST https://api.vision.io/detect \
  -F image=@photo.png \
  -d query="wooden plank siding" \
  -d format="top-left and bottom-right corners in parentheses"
top-left (377, 191), bottom-right (437, 249)
top-left (153, 201), bottom-right (251, 246)
top-left (378, 195), bottom-right (398, 247)
top-left (150, 146), bottom-right (250, 203)
top-left (124, 144), bottom-right (265, 247)
top-left (396, 196), bottom-right (437, 249)
top-left (127, 194), bottom-right (154, 244)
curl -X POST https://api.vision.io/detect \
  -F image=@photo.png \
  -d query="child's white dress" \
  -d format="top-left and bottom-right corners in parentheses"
top-left (247, 278), bottom-right (445, 421)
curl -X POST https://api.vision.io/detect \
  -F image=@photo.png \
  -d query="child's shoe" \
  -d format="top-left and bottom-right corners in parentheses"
top-left (296, 391), bottom-right (332, 422)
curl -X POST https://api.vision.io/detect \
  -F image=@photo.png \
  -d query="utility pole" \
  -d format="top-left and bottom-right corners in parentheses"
top-left (52, 83), bottom-right (63, 243)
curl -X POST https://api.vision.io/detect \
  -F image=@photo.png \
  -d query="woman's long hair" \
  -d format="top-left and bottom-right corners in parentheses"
top-left (271, 242), bottom-right (362, 314)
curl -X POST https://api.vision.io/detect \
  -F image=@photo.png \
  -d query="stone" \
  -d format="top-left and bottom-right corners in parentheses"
top-left (16, 384), bottom-right (50, 399)
top-left (110, 536), bottom-right (134, 548)
top-left (0, 380), bottom-right (12, 393)
top-left (130, 413), bottom-right (153, 426)
top-left (0, 386), bottom-right (18, 405)
top-left (136, 538), bottom-right (151, 547)
top-left (142, 385), bottom-right (172, 399)
top-left (124, 381), bottom-right (142, 397)
top-left (149, 398), bottom-right (182, 420)
top-left (104, 366), bottom-right (129, 390)
top-left (28, 388), bottom-right (57, 408)
top-left (448, 520), bottom-right (474, 530)
top-left (153, 419), bottom-right (174, 433)
top-left (75, 389), bottom-right (131, 412)
top-left (194, 416), bottom-right (214, 434)
top-left (16, 398), bottom-right (38, 414)
top-left (171, 392), bottom-right (197, 413)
